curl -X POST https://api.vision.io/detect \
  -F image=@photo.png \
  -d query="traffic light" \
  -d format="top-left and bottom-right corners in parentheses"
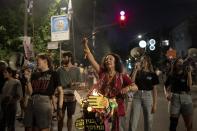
top-left (119, 10), bottom-right (126, 27)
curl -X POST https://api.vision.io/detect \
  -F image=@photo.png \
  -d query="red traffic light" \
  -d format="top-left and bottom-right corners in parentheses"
top-left (119, 10), bottom-right (126, 27)
top-left (120, 11), bottom-right (126, 21)
top-left (120, 15), bottom-right (126, 21)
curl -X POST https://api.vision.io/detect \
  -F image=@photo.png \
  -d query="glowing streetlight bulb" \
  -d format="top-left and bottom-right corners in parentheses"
top-left (149, 45), bottom-right (156, 51)
top-left (138, 35), bottom-right (142, 39)
top-left (139, 40), bottom-right (147, 48)
top-left (149, 39), bottom-right (156, 45)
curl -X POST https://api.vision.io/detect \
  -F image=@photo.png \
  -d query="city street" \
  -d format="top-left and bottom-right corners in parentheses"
top-left (16, 85), bottom-right (197, 131)
top-left (1, 0), bottom-right (196, 131)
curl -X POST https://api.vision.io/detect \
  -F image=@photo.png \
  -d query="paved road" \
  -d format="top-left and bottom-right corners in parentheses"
top-left (16, 85), bottom-right (197, 131)
top-left (133, 85), bottom-right (197, 131)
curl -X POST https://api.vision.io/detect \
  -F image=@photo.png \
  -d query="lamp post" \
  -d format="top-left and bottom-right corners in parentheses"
top-left (58, 6), bottom-right (67, 66)
top-left (57, 0), bottom-right (74, 66)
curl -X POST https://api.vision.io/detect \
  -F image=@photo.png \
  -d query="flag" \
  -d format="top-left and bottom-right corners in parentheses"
top-left (23, 36), bottom-right (34, 60)
top-left (27, 0), bottom-right (33, 15)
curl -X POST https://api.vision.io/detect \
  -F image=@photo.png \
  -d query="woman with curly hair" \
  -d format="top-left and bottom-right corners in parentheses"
top-left (82, 37), bottom-right (138, 131)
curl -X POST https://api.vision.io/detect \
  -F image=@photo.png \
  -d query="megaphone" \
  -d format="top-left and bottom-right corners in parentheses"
top-left (188, 48), bottom-right (197, 61)
top-left (9, 52), bottom-right (24, 70)
top-left (130, 47), bottom-right (145, 61)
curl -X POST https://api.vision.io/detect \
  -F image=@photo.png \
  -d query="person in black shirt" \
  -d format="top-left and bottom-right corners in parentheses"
top-left (165, 58), bottom-right (193, 131)
top-left (128, 55), bottom-right (159, 131)
top-left (23, 53), bottom-right (64, 131)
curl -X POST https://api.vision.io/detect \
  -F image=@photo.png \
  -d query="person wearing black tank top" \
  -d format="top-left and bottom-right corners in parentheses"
top-left (165, 58), bottom-right (193, 131)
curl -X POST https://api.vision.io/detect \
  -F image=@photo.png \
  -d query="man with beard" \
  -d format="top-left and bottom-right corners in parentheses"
top-left (57, 51), bottom-right (82, 131)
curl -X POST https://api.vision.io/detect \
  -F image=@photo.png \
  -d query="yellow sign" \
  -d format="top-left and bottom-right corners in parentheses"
top-left (87, 96), bottom-right (109, 109)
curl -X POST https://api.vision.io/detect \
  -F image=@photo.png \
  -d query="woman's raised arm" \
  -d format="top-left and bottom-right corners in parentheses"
top-left (82, 37), bottom-right (100, 73)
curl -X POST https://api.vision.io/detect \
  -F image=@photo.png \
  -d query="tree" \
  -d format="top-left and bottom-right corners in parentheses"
top-left (0, 0), bottom-right (61, 62)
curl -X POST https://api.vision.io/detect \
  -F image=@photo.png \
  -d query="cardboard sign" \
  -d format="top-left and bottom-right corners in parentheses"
top-left (87, 96), bottom-right (109, 109)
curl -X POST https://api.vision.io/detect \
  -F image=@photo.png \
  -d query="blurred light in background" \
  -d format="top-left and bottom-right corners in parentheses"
top-left (139, 40), bottom-right (147, 48)
top-left (138, 35), bottom-right (142, 39)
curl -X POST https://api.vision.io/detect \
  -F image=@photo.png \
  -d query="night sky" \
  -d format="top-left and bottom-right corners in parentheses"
top-left (74, 0), bottom-right (197, 60)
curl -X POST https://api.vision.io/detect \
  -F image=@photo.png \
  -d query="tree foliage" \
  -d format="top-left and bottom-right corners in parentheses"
top-left (0, 0), bottom-right (24, 60)
top-left (0, 0), bottom-right (62, 63)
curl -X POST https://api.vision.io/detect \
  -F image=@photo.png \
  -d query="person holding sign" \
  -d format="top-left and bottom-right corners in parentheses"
top-left (82, 38), bottom-right (138, 131)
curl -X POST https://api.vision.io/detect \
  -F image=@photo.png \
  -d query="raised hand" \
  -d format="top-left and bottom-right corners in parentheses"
top-left (82, 37), bottom-right (90, 59)
top-left (82, 37), bottom-right (88, 46)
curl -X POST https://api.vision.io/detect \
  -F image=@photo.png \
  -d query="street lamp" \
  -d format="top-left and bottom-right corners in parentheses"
top-left (149, 39), bottom-right (156, 51)
top-left (149, 39), bottom-right (156, 46)
top-left (138, 35), bottom-right (142, 39)
top-left (149, 45), bottom-right (156, 51)
top-left (139, 40), bottom-right (147, 48)
top-left (139, 38), bottom-right (156, 51)
top-left (161, 40), bottom-right (169, 46)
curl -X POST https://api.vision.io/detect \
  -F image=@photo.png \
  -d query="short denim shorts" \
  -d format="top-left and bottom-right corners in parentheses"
top-left (170, 93), bottom-right (193, 116)
top-left (24, 95), bottom-right (52, 128)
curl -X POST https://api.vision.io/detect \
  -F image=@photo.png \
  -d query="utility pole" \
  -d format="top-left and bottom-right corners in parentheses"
top-left (71, 15), bottom-right (76, 60)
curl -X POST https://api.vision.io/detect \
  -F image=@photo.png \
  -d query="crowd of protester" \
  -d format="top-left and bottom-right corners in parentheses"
top-left (0, 38), bottom-right (196, 131)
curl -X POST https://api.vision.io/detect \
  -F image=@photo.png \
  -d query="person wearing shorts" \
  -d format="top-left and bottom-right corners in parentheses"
top-left (23, 53), bottom-right (63, 131)
top-left (56, 51), bottom-right (82, 131)
top-left (165, 58), bottom-right (193, 131)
